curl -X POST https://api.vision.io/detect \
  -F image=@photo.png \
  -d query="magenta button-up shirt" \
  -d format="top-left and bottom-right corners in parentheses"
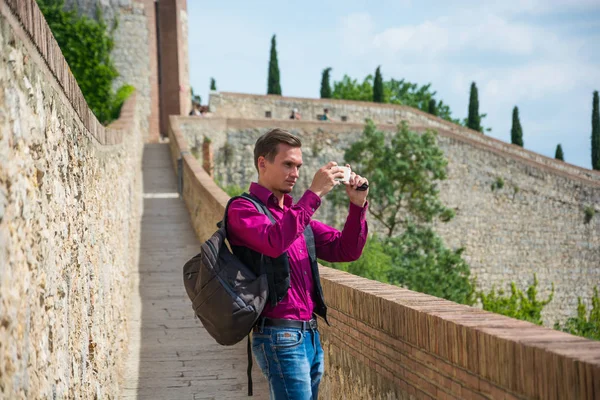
top-left (227, 182), bottom-right (368, 321)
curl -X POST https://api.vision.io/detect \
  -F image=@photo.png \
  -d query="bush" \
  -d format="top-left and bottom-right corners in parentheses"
top-left (384, 224), bottom-right (475, 305)
top-left (214, 179), bottom-right (245, 198)
top-left (321, 234), bottom-right (392, 284)
top-left (478, 274), bottom-right (553, 325)
top-left (37, 0), bottom-right (133, 125)
top-left (110, 84), bottom-right (135, 121)
top-left (323, 227), bottom-right (475, 306)
top-left (555, 287), bottom-right (600, 341)
top-left (584, 206), bottom-right (595, 224)
top-left (491, 177), bottom-right (505, 191)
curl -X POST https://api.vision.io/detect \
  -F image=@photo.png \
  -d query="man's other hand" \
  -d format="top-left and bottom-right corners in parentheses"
top-left (345, 165), bottom-right (369, 207)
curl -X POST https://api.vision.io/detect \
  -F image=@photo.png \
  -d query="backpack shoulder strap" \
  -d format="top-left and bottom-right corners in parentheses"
top-left (218, 193), bottom-right (270, 231)
top-left (240, 192), bottom-right (276, 224)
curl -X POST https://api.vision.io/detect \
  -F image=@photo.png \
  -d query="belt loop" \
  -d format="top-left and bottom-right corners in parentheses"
top-left (259, 318), bottom-right (266, 333)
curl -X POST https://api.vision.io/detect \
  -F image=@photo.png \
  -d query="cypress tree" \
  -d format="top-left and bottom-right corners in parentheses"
top-left (555, 144), bottom-right (564, 161)
top-left (467, 82), bottom-right (482, 132)
top-left (428, 98), bottom-right (437, 116)
top-left (511, 106), bottom-right (524, 147)
top-left (592, 90), bottom-right (600, 170)
top-left (267, 34), bottom-right (282, 95)
top-left (320, 67), bottom-right (332, 99)
top-left (373, 66), bottom-right (384, 103)
top-left (210, 78), bottom-right (216, 91)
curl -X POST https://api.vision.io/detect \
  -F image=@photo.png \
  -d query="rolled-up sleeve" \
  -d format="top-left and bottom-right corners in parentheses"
top-left (311, 201), bottom-right (369, 263)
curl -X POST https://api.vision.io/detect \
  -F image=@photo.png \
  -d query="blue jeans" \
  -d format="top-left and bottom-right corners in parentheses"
top-left (252, 326), bottom-right (324, 400)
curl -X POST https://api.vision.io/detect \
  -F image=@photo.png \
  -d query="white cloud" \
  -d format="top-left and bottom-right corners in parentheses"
top-left (372, 21), bottom-right (450, 59)
top-left (352, 13), bottom-right (552, 59)
top-left (440, 0), bottom-right (600, 18)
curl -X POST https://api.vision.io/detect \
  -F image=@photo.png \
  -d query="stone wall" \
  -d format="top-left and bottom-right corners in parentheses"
top-left (175, 116), bottom-right (600, 327)
top-left (209, 92), bottom-right (600, 185)
top-left (168, 117), bottom-right (600, 400)
top-left (0, 1), bottom-right (143, 398)
top-left (64, 0), bottom-right (158, 141)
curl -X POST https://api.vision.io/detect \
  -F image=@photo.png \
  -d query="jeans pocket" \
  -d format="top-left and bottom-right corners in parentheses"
top-left (272, 329), bottom-right (304, 349)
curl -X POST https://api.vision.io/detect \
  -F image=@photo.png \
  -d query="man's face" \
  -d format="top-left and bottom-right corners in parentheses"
top-left (259, 144), bottom-right (303, 194)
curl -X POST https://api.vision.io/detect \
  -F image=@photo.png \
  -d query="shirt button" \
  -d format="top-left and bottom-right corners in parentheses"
top-left (311, 208), bottom-right (315, 212)
top-left (304, 271), bottom-right (307, 275)
top-left (300, 249), bottom-right (303, 253)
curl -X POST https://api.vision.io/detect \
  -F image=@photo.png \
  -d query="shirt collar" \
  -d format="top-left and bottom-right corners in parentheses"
top-left (250, 182), bottom-right (293, 208)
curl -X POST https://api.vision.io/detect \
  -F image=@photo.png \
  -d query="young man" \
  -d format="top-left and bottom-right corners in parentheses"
top-left (227, 128), bottom-right (369, 399)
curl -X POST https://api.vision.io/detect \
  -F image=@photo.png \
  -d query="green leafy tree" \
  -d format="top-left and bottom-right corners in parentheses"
top-left (555, 144), bottom-right (564, 161)
top-left (386, 79), bottom-right (460, 123)
top-left (320, 67), bottom-right (332, 99)
top-left (210, 78), bottom-right (217, 91)
top-left (343, 120), bottom-right (455, 237)
top-left (332, 75), bottom-right (373, 102)
top-left (332, 74), bottom-right (460, 124)
top-left (110, 84), bottom-right (135, 121)
top-left (511, 106), bottom-right (524, 147)
top-left (37, 0), bottom-right (132, 125)
top-left (478, 275), bottom-right (554, 325)
top-left (329, 120), bottom-right (472, 304)
top-left (373, 66), bottom-right (384, 103)
top-left (267, 34), bottom-right (282, 95)
top-left (592, 91), bottom-right (600, 170)
top-left (555, 287), bottom-right (600, 341)
top-left (466, 82), bottom-right (483, 132)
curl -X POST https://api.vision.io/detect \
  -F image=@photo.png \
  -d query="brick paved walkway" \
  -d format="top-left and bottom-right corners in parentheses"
top-left (122, 143), bottom-right (268, 399)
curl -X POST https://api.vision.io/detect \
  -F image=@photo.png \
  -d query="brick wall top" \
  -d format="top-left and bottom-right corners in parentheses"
top-left (319, 267), bottom-right (600, 399)
top-left (168, 114), bottom-right (600, 399)
top-left (2, 0), bottom-right (130, 145)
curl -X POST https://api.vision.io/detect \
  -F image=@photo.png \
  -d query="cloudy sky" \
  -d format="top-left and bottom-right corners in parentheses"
top-left (187, 0), bottom-right (600, 169)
